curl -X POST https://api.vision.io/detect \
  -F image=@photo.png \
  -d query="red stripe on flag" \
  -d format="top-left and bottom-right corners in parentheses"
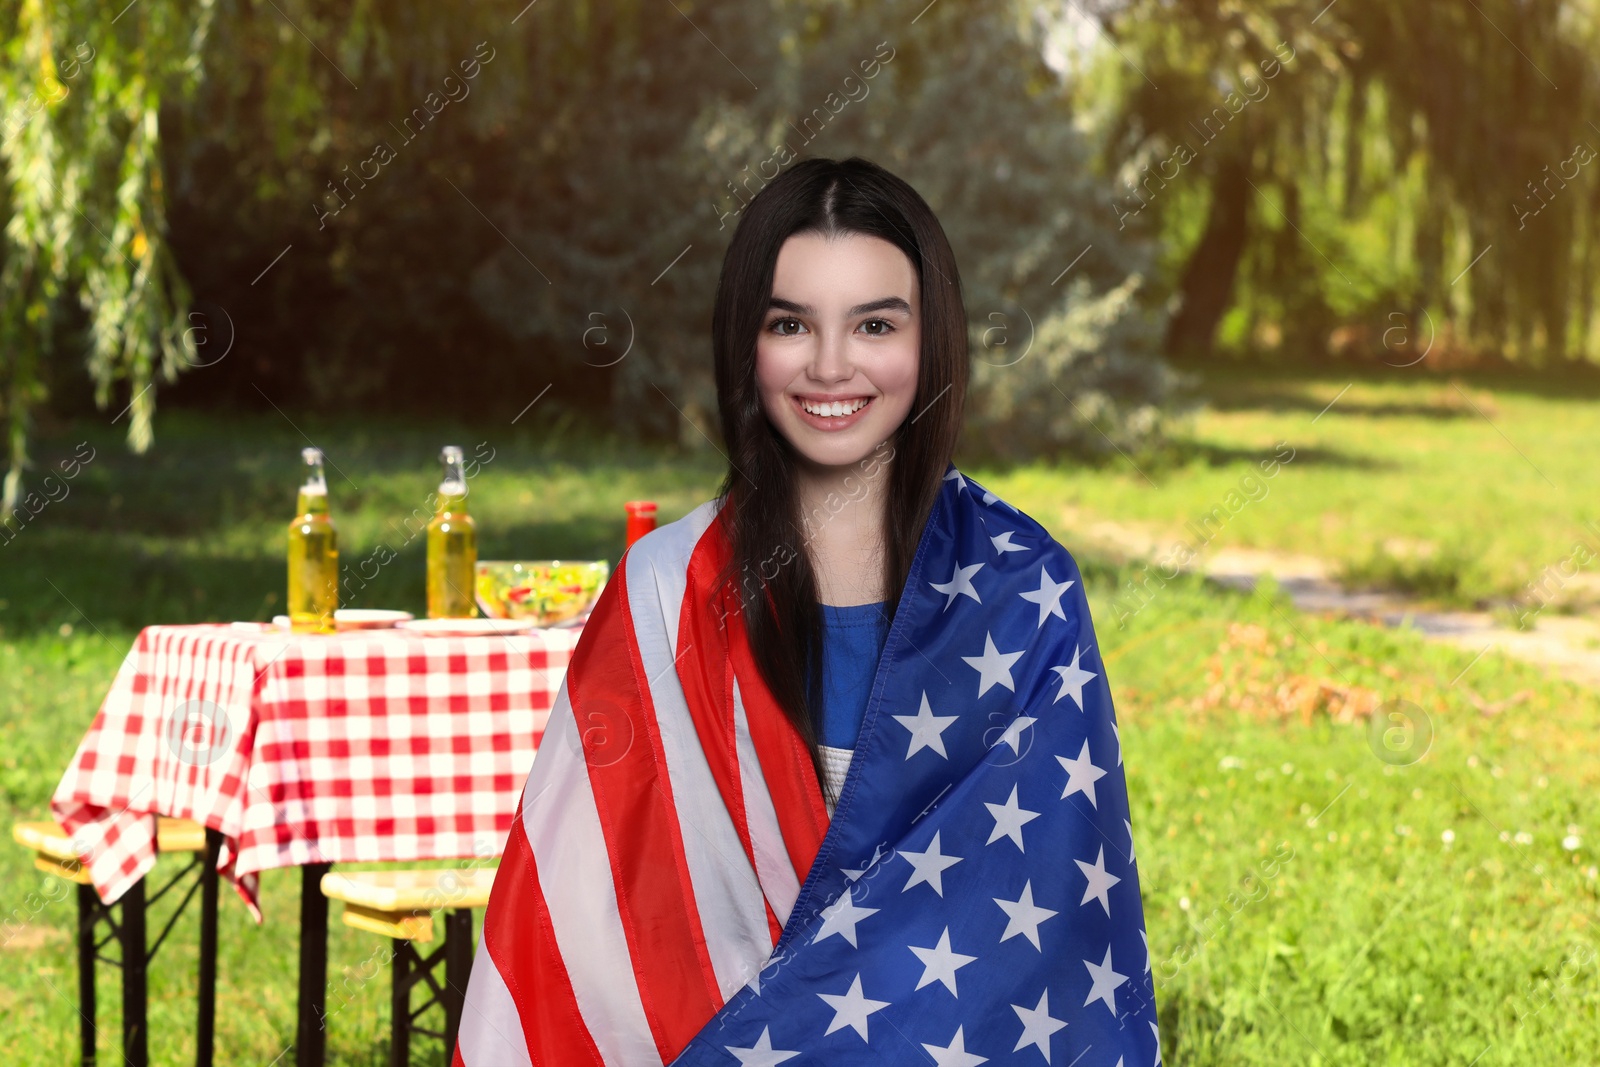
top-left (676, 520), bottom-right (759, 859)
top-left (720, 561), bottom-right (830, 884)
top-left (678, 511), bottom-right (787, 945)
top-left (473, 813), bottom-right (603, 1066)
top-left (575, 552), bottom-right (724, 1057)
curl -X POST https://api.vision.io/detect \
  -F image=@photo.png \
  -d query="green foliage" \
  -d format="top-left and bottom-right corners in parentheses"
top-left (1082, 0), bottom-right (1600, 365)
top-left (2, 0), bottom-right (1181, 512)
top-left (458, 0), bottom-right (1180, 456)
top-left (0, 0), bottom-right (219, 514)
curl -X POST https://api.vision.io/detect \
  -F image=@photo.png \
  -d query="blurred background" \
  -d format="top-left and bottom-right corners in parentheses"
top-left (3, 0), bottom-right (1599, 1063)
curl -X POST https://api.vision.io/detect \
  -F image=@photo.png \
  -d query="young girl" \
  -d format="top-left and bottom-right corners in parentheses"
top-left (456, 157), bottom-right (1160, 1067)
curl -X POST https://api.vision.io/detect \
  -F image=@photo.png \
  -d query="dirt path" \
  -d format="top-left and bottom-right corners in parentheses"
top-left (1058, 506), bottom-right (1600, 689)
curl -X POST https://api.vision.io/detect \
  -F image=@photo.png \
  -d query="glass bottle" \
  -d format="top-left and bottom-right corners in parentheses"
top-left (427, 445), bottom-right (478, 618)
top-left (287, 447), bottom-right (339, 634)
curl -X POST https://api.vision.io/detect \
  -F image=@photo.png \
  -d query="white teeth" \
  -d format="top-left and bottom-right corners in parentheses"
top-left (802, 397), bottom-right (868, 417)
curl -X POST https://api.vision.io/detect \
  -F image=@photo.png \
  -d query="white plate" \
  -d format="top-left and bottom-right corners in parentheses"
top-left (268, 610), bottom-right (415, 631)
top-left (334, 609), bottom-right (414, 630)
top-left (396, 617), bottom-right (539, 637)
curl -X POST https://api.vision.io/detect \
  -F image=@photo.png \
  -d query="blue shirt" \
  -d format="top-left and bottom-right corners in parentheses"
top-left (817, 601), bottom-right (889, 749)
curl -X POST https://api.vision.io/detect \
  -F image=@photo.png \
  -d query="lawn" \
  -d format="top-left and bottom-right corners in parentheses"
top-left (983, 361), bottom-right (1600, 610)
top-left (1, 372), bottom-right (1597, 1064)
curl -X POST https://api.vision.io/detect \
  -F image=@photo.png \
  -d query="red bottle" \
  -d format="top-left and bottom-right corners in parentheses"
top-left (624, 501), bottom-right (658, 551)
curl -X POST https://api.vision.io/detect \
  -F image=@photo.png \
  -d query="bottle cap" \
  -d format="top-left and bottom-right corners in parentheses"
top-left (625, 501), bottom-right (658, 517)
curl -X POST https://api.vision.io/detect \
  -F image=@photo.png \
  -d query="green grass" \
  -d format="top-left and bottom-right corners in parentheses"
top-left (0, 412), bottom-right (727, 1065)
top-left (1, 384), bottom-right (1597, 1063)
top-left (1101, 573), bottom-right (1600, 1065)
top-left (980, 362), bottom-right (1600, 610)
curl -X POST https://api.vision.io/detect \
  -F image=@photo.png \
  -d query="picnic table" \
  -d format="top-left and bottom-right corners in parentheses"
top-left (51, 618), bottom-right (584, 1066)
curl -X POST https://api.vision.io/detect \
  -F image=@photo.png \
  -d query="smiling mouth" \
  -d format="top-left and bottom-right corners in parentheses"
top-left (796, 396), bottom-right (873, 418)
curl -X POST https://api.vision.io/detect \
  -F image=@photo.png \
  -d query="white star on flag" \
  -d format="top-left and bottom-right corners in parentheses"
top-left (1011, 989), bottom-right (1067, 1061)
top-left (994, 880), bottom-right (1057, 950)
top-left (962, 631), bottom-right (1025, 697)
top-left (1140, 929), bottom-right (1151, 974)
top-left (909, 927), bottom-right (978, 996)
top-left (900, 830), bottom-right (962, 896)
top-left (984, 784), bottom-right (1040, 851)
top-left (817, 974), bottom-right (889, 1041)
top-left (990, 529), bottom-right (1028, 554)
top-left (1074, 845), bottom-right (1122, 916)
top-left (977, 486), bottom-right (1018, 512)
top-left (1019, 565), bottom-right (1075, 628)
top-left (893, 692), bottom-right (958, 759)
top-left (1083, 945), bottom-right (1129, 1015)
top-left (1111, 718), bottom-right (1123, 764)
top-left (944, 468), bottom-right (968, 491)
top-left (1056, 740), bottom-right (1107, 808)
top-left (930, 560), bottom-right (984, 610)
top-left (1152, 1020), bottom-right (1163, 1065)
top-left (726, 1026), bottom-right (801, 1066)
top-left (841, 842), bottom-right (888, 882)
top-left (812, 886), bottom-right (879, 947)
top-left (1049, 646), bottom-right (1097, 710)
top-left (922, 1025), bottom-right (989, 1066)
top-left (992, 714), bottom-right (1036, 756)
top-left (1125, 818), bottom-right (1137, 864)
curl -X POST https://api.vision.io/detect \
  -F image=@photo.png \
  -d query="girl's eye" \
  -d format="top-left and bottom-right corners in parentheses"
top-left (860, 318), bottom-right (895, 336)
top-left (768, 317), bottom-right (805, 336)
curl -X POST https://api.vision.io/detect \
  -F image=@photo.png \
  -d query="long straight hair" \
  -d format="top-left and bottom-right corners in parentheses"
top-left (709, 156), bottom-right (970, 788)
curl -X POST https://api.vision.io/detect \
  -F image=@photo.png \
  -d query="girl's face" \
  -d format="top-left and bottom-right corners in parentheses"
top-left (756, 231), bottom-right (921, 475)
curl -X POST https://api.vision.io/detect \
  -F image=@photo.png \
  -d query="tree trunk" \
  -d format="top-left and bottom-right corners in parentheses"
top-left (1164, 149), bottom-right (1253, 358)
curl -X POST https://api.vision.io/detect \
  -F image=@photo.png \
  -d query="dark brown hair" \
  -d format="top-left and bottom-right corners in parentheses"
top-left (709, 156), bottom-right (970, 786)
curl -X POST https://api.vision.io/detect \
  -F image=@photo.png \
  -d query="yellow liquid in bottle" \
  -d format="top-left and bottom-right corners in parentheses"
top-left (288, 488), bottom-right (339, 633)
top-left (427, 491), bottom-right (477, 618)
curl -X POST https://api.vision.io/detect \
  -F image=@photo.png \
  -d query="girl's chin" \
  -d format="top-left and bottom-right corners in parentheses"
top-left (787, 433), bottom-right (894, 475)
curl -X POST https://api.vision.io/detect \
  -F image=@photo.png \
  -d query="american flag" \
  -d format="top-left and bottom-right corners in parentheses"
top-left (456, 465), bottom-right (1160, 1066)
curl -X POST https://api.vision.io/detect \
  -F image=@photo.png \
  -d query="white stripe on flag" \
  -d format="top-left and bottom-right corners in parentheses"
top-left (626, 503), bottom-right (774, 1000)
top-left (457, 927), bottom-right (535, 1067)
top-left (522, 685), bottom-right (662, 1066)
top-left (733, 676), bottom-right (801, 928)
top-left (637, 499), bottom-right (720, 660)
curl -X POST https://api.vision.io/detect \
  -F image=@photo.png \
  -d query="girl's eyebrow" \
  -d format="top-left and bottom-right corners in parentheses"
top-left (767, 296), bottom-right (913, 317)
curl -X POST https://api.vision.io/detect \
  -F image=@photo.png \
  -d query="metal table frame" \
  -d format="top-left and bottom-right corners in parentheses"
top-left (292, 863), bottom-right (475, 1067)
top-left (74, 827), bottom-right (223, 1067)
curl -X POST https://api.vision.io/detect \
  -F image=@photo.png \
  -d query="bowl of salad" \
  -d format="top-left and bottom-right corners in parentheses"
top-left (475, 560), bottom-right (609, 627)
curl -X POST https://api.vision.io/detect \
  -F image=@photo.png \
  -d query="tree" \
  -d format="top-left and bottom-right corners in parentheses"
top-left (1085, 0), bottom-right (1600, 364)
top-left (3, 0), bottom-right (1181, 512)
top-left (0, 0), bottom-right (218, 515)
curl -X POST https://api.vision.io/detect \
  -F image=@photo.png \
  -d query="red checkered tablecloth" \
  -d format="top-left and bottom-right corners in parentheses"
top-left (51, 620), bottom-right (584, 919)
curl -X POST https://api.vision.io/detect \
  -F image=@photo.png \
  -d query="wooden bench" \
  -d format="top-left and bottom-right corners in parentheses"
top-left (13, 817), bottom-right (206, 884)
top-left (11, 817), bottom-right (219, 1067)
top-left (321, 867), bottom-right (495, 1067)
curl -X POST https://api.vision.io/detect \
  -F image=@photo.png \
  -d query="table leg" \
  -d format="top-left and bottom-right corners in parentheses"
top-left (76, 883), bottom-right (97, 1067)
top-left (120, 878), bottom-right (149, 1067)
top-left (196, 829), bottom-right (222, 1067)
top-left (443, 909), bottom-right (472, 1062)
top-left (390, 940), bottom-right (410, 1067)
top-left (295, 862), bottom-right (331, 1067)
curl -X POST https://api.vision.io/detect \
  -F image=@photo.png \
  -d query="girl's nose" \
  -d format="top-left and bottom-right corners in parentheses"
top-left (810, 330), bottom-right (853, 382)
